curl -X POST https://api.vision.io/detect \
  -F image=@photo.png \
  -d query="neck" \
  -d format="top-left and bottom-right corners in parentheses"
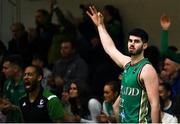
top-left (28, 86), bottom-right (40, 103)
top-left (131, 54), bottom-right (144, 65)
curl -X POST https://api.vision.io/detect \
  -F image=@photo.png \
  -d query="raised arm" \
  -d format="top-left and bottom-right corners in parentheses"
top-left (86, 6), bottom-right (130, 68)
top-left (141, 64), bottom-right (160, 123)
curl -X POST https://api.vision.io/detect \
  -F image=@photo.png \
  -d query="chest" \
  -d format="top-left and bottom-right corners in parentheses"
top-left (20, 97), bottom-right (51, 122)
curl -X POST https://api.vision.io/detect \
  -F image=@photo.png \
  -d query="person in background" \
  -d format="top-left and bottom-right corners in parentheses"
top-left (47, 0), bottom-right (76, 66)
top-left (31, 55), bottom-right (52, 89)
top-left (159, 83), bottom-right (174, 115)
top-left (159, 83), bottom-right (178, 124)
top-left (96, 81), bottom-right (120, 123)
top-left (19, 65), bottom-right (65, 123)
top-left (52, 39), bottom-right (88, 92)
top-left (35, 7), bottom-right (59, 66)
top-left (160, 14), bottom-right (180, 99)
top-left (1, 55), bottom-right (25, 122)
top-left (102, 5), bottom-right (125, 53)
top-left (60, 80), bottom-right (93, 122)
top-left (7, 23), bottom-right (30, 66)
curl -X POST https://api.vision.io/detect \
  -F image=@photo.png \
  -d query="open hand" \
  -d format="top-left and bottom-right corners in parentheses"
top-left (86, 6), bottom-right (104, 27)
top-left (160, 14), bottom-right (171, 30)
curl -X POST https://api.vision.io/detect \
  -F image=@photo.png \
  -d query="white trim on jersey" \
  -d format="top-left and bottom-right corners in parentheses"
top-left (47, 95), bottom-right (57, 100)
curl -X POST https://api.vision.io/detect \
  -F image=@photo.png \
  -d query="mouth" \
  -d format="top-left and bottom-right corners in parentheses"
top-left (24, 81), bottom-right (31, 89)
top-left (129, 46), bottom-right (135, 50)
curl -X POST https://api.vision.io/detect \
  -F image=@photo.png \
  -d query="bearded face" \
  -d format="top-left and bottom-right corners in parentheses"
top-left (23, 66), bottom-right (42, 92)
top-left (128, 35), bottom-right (145, 56)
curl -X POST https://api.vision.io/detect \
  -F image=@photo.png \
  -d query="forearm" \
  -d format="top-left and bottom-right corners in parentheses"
top-left (151, 104), bottom-right (160, 123)
top-left (113, 95), bottom-right (120, 122)
top-left (160, 30), bottom-right (168, 53)
top-left (97, 25), bottom-right (116, 54)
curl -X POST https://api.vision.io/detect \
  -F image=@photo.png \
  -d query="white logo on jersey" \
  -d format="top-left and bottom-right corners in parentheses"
top-left (40, 99), bottom-right (44, 105)
top-left (37, 99), bottom-right (44, 108)
top-left (22, 102), bottom-right (26, 107)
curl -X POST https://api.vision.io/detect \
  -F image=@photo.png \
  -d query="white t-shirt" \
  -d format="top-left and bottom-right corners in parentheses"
top-left (162, 112), bottom-right (178, 124)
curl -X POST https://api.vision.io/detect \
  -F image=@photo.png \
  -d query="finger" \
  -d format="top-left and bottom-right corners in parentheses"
top-left (86, 10), bottom-right (92, 17)
top-left (161, 14), bottom-right (170, 22)
top-left (89, 6), bottom-right (95, 15)
top-left (98, 12), bottom-right (104, 18)
top-left (92, 5), bottom-right (98, 14)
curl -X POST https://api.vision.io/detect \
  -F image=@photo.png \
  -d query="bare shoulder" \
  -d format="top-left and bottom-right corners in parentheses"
top-left (140, 64), bottom-right (158, 81)
top-left (142, 64), bottom-right (157, 74)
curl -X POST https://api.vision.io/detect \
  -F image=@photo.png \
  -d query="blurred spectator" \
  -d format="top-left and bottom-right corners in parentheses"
top-left (86, 35), bottom-right (121, 101)
top-left (35, 8), bottom-right (59, 66)
top-left (67, 81), bottom-right (91, 120)
top-left (76, 4), bottom-right (98, 61)
top-left (96, 81), bottom-right (119, 123)
top-left (26, 27), bottom-right (44, 61)
top-left (31, 55), bottom-right (52, 89)
top-left (102, 5), bottom-right (125, 53)
top-left (48, 0), bottom-right (76, 66)
top-left (1, 55), bottom-right (25, 122)
top-left (52, 39), bottom-right (88, 89)
top-left (159, 83), bottom-right (174, 115)
top-left (144, 45), bottom-right (161, 73)
top-left (160, 14), bottom-right (180, 98)
top-left (7, 22), bottom-right (30, 66)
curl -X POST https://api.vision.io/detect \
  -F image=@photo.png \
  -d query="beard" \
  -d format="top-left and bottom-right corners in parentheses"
top-left (128, 46), bottom-right (143, 56)
top-left (26, 81), bottom-right (39, 93)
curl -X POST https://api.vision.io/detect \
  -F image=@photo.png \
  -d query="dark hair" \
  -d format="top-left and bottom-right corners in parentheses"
top-left (36, 9), bottom-right (51, 23)
top-left (159, 83), bottom-right (172, 92)
top-left (68, 81), bottom-right (90, 117)
top-left (159, 82), bottom-right (173, 99)
top-left (104, 80), bottom-right (120, 94)
top-left (3, 54), bottom-right (24, 68)
top-left (168, 46), bottom-right (178, 52)
top-left (36, 9), bottom-right (49, 17)
top-left (128, 28), bottom-right (149, 43)
top-left (10, 22), bottom-right (25, 31)
top-left (60, 37), bottom-right (76, 49)
top-left (27, 65), bottom-right (44, 78)
top-left (32, 54), bottom-right (45, 63)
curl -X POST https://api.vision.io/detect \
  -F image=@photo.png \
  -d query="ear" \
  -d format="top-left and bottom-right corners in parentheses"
top-left (37, 75), bottom-right (43, 81)
top-left (143, 43), bottom-right (148, 49)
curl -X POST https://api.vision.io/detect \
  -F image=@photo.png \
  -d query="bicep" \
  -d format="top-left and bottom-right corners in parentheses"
top-left (141, 65), bottom-right (159, 104)
top-left (109, 48), bottom-right (131, 68)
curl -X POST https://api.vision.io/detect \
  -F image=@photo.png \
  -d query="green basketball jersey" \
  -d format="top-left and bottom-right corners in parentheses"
top-left (119, 58), bottom-right (151, 123)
